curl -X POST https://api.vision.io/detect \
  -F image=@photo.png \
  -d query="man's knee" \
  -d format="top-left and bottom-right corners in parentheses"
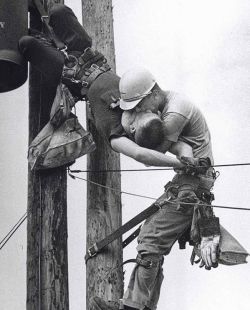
top-left (18, 35), bottom-right (36, 54)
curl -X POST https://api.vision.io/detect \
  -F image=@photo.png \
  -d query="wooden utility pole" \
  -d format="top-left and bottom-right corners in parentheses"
top-left (82, 0), bottom-right (123, 309)
top-left (27, 1), bottom-right (69, 309)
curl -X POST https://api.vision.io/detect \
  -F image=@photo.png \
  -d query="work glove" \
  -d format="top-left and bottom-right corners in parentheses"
top-left (199, 235), bottom-right (220, 269)
top-left (178, 156), bottom-right (211, 175)
top-left (198, 217), bottom-right (220, 270)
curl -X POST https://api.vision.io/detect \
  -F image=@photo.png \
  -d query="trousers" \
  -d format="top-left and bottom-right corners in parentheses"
top-left (123, 171), bottom-right (215, 310)
top-left (18, 4), bottom-right (92, 99)
top-left (19, 4), bottom-right (125, 142)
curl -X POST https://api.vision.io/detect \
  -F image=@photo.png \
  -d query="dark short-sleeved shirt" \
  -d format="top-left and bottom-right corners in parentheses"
top-left (161, 91), bottom-right (214, 163)
top-left (48, 5), bottom-right (126, 145)
top-left (88, 70), bottom-right (127, 145)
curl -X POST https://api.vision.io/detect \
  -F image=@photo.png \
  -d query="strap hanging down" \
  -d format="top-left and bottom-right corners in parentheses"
top-left (122, 225), bottom-right (142, 248)
top-left (85, 199), bottom-right (167, 264)
top-left (32, 0), bottom-right (66, 51)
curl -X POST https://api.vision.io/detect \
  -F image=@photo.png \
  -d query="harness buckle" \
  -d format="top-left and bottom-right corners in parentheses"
top-left (90, 63), bottom-right (100, 70)
top-left (41, 15), bottom-right (49, 22)
top-left (87, 243), bottom-right (98, 258)
top-left (136, 255), bottom-right (159, 269)
top-left (81, 80), bottom-right (89, 87)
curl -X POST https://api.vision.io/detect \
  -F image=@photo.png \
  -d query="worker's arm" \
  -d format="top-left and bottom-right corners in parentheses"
top-left (154, 137), bottom-right (193, 158)
top-left (169, 140), bottom-right (193, 157)
top-left (110, 136), bottom-right (184, 168)
top-left (157, 113), bottom-right (189, 153)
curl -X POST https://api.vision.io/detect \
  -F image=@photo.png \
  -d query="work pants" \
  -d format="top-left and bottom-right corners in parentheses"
top-left (123, 172), bottom-right (215, 310)
top-left (18, 4), bottom-right (92, 100)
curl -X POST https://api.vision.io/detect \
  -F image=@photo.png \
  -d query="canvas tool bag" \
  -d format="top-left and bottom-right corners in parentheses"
top-left (28, 115), bottom-right (96, 170)
top-left (191, 224), bottom-right (249, 266)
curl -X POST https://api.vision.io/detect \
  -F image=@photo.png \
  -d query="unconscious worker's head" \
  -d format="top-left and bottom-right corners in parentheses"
top-left (119, 67), bottom-right (166, 113)
top-left (122, 111), bottom-right (165, 149)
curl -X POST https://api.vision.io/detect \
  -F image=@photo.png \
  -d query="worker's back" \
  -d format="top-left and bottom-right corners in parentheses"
top-left (162, 91), bottom-right (214, 164)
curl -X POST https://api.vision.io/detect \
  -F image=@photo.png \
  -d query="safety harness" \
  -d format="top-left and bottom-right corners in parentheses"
top-left (61, 48), bottom-right (111, 98)
top-left (85, 172), bottom-right (217, 264)
top-left (85, 197), bottom-right (168, 263)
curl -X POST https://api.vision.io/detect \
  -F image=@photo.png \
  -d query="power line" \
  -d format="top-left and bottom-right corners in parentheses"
top-left (69, 172), bottom-right (156, 200)
top-left (68, 172), bottom-right (250, 211)
top-left (69, 162), bottom-right (250, 174)
top-left (0, 213), bottom-right (27, 250)
top-left (1, 166), bottom-right (250, 251)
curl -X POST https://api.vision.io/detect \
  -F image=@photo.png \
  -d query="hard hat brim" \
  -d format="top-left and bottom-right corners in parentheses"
top-left (119, 98), bottom-right (142, 110)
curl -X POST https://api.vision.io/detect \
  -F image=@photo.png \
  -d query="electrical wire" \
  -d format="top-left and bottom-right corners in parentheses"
top-left (68, 172), bottom-right (250, 211)
top-left (0, 213), bottom-right (27, 250)
top-left (69, 162), bottom-right (250, 174)
top-left (1, 164), bottom-right (250, 251)
top-left (68, 172), bottom-right (156, 200)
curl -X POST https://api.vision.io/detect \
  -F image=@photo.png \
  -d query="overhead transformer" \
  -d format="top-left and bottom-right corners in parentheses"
top-left (0, 0), bottom-right (28, 92)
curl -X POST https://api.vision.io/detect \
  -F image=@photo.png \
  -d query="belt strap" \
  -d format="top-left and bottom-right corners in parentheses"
top-left (80, 63), bottom-right (111, 97)
top-left (80, 63), bottom-right (111, 86)
top-left (62, 59), bottom-right (111, 97)
top-left (85, 202), bottom-right (162, 264)
top-left (122, 225), bottom-right (141, 248)
top-left (122, 255), bottom-right (159, 269)
top-left (136, 255), bottom-right (159, 268)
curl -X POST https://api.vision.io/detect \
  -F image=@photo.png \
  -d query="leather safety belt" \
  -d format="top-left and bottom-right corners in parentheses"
top-left (85, 199), bottom-right (168, 264)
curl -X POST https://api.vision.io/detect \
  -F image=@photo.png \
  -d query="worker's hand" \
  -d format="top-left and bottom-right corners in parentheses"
top-left (199, 235), bottom-right (220, 270)
top-left (178, 156), bottom-right (211, 175)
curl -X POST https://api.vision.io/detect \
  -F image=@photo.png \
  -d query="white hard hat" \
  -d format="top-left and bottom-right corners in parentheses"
top-left (119, 67), bottom-right (156, 110)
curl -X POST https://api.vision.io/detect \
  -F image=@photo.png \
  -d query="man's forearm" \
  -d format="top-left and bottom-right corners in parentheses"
top-left (111, 137), bottom-right (184, 168)
top-left (134, 147), bottom-right (184, 168)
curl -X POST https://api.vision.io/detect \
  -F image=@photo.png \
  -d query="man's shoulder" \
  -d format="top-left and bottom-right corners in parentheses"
top-left (164, 91), bottom-right (193, 118)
